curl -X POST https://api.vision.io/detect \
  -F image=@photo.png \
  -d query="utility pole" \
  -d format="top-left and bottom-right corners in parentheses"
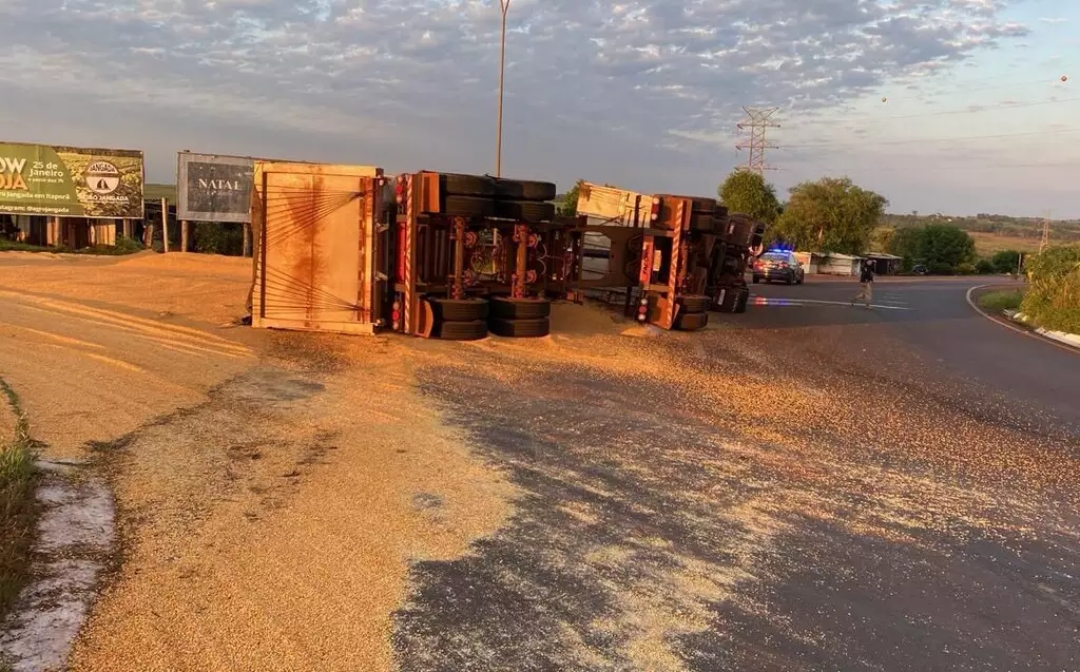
top-left (1039, 210), bottom-right (1051, 253)
top-left (495, 0), bottom-right (511, 177)
top-left (735, 106), bottom-right (780, 173)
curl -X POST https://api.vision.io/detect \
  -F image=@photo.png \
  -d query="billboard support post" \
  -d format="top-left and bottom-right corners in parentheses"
top-left (161, 198), bottom-right (170, 252)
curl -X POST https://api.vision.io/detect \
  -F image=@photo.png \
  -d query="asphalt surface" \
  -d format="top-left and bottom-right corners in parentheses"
top-left (747, 276), bottom-right (1080, 436)
top-left (392, 275), bottom-right (1080, 671)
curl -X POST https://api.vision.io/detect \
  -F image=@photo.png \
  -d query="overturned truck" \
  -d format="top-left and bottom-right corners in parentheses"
top-left (572, 181), bottom-right (764, 331)
top-left (247, 164), bottom-right (764, 339)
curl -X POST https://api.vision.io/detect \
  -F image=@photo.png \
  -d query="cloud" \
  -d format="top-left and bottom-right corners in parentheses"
top-left (1039, 17), bottom-right (1067, 24)
top-left (0, 0), bottom-right (1033, 203)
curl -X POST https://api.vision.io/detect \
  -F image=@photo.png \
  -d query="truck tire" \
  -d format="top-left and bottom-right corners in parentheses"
top-left (441, 173), bottom-right (496, 197)
top-left (493, 179), bottom-right (557, 201)
top-left (437, 319), bottom-right (488, 341)
top-left (734, 288), bottom-right (749, 313)
top-left (429, 297), bottom-right (489, 322)
top-left (443, 196), bottom-right (495, 218)
top-left (674, 311), bottom-right (709, 331)
top-left (489, 317), bottom-right (551, 338)
top-left (490, 296), bottom-right (551, 319)
top-left (690, 212), bottom-right (715, 231)
top-left (715, 287), bottom-right (740, 313)
top-left (493, 200), bottom-right (556, 222)
top-left (678, 294), bottom-right (711, 314)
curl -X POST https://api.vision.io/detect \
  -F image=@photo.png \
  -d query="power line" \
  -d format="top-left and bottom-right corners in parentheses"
top-left (777, 158), bottom-right (1079, 175)
top-left (786, 74), bottom-right (1069, 112)
top-left (787, 94), bottom-right (1080, 127)
top-left (1040, 210), bottom-right (1052, 252)
top-left (780, 126), bottom-right (1080, 150)
top-left (735, 106), bottom-right (779, 173)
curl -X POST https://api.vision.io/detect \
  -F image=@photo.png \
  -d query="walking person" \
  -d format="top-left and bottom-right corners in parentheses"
top-left (851, 259), bottom-right (874, 309)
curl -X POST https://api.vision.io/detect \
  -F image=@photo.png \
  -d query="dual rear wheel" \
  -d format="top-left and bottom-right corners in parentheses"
top-left (428, 296), bottom-right (552, 340)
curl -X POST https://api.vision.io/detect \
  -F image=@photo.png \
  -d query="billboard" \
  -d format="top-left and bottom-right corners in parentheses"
top-left (177, 152), bottom-right (254, 223)
top-left (0, 142), bottom-right (144, 219)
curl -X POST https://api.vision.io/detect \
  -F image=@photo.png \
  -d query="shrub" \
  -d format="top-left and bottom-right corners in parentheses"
top-left (991, 249), bottom-right (1021, 274)
top-left (0, 379), bottom-right (38, 623)
top-left (956, 262), bottom-right (977, 275)
top-left (115, 235), bottom-right (144, 253)
top-left (1020, 244), bottom-right (1080, 334)
top-left (974, 259), bottom-right (995, 274)
top-left (193, 222), bottom-right (244, 256)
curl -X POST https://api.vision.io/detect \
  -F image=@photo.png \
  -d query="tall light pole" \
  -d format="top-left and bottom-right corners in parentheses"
top-left (495, 0), bottom-right (510, 177)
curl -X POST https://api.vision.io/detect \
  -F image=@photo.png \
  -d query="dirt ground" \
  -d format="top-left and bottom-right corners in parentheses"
top-left (0, 252), bottom-right (517, 671)
top-left (1, 251), bottom-right (1077, 671)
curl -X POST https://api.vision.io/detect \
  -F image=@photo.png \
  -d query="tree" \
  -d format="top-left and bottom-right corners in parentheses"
top-left (917, 224), bottom-right (976, 273)
top-left (889, 224), bottom-right (975, 273)
top-left (717, 170), bottom-right (780, 224)
top-left (771, 177), bottom-right (888, 254)
top-left (888, 227), bottom-right (923, 269)
top-left (871, 226), bottom-right (895, 253)
top-left (557, 179), bottom-right (584, 216)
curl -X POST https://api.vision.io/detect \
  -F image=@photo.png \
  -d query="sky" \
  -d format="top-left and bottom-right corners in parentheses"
top-left (0, 0), bottom-right (1076, 218)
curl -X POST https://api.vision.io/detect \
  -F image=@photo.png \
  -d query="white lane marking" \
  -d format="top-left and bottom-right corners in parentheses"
top-left (750, 297), bottom-right (913, 311)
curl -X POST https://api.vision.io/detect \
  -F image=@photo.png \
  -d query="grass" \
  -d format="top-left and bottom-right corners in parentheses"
top-left (969, 232), bottom-right (1042, 256)
top-left (0, 235), bottom-right (144, 256)
top-left (977, 288), bottom-right (1025, 313)
top-left (0, 376), bottom-right (39, 626)
top-left (144, 183), bottom-right (177, 202)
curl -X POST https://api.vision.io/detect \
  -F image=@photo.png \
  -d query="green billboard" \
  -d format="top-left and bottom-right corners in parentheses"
top-left (0, 142), bottom-right (144, 219)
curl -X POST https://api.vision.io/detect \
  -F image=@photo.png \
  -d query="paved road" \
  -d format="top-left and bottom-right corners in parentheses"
top-left (392, 278), bottom-right (1080, 671)
top-left (747, 275), bottom-right (1080, 437)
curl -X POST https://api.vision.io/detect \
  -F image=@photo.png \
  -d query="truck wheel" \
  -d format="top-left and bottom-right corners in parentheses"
top-left (437, 319), bottom-right (488, 341)
top-left (490, 296), bottom-right (551, 319)
top-left (441, 173), bottom-right (496, 197)
top-left (716, 288), bottom-right (740, 313)
top-left (493, 179), bottom-right (557, 201)
top-left (734, 288), bottom-right (749, 314)
top-left (443, 196), bottom-right (495, 218)
top-left (429, 297), bottom-right (489, 322)
top-left (493, 200), bottom-right (556, 222)
top-left (677, 295), bottom-right (711, 314)
top-left (674, 311), bottom-right (709, 331)
top-left (690, 212), bottom-right (715, 231)
top-left (489, 317), bottom-right (551, 338)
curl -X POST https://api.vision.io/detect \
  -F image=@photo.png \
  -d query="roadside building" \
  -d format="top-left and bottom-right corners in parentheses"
top-left (794, 251), bottom-right (826, 274)
top-left (865, 253), bottom-right (903, 275)
top-left (818, 253), bottom-right (864, 277)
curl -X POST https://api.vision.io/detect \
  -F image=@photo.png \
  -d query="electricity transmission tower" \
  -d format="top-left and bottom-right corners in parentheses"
top-left (1039, 211), bottom-right (1051, 252)
top-left (735, 107), bottom-right (780, 173)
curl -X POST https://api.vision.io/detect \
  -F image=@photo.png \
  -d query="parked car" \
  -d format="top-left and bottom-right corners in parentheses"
top-left (911, 264), bottom-right (928, 276)
top-left (752, 250), bottom-right (805, 285)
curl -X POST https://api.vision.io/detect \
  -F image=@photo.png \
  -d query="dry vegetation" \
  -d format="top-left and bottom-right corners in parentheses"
top-left (969, 231), bottom-right (1042, 255)
top-left (0, 377), bottom-right (37, 626)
